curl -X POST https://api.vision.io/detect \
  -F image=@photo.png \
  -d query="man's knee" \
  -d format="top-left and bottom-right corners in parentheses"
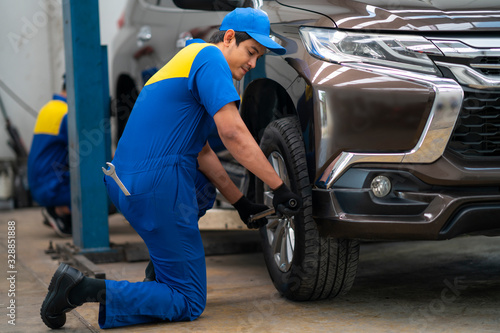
top-left (188, 296), bottom-right (206, 320)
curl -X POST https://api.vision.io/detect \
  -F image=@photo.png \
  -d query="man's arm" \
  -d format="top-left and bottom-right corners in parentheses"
top-left (197, 141), bottom-right (271, 228)
top-left (213, 102), bottom-right (283, 190)
top-left (197, 142), bottom-right (243, 204)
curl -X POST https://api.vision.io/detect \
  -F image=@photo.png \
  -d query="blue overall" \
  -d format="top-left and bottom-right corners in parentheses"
top-left (28, 94), bottom-right (71, 207)
top-left (101, 42), bottom-right (239, 328)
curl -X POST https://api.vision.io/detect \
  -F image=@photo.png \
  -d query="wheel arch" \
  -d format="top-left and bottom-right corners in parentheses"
top-left (240, 78), bottom-right (298, 144)
top-left (240, 76), bottom-right (317, 185)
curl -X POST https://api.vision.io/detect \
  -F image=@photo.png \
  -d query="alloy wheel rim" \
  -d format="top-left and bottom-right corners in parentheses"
top-left (264, 151), bottom-right (296, 273)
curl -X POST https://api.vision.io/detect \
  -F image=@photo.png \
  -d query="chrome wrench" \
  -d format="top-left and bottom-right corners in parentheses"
top-left (248, 198), bottom-right (298, 223)
top-left (102, 162), bottom-right (130, 196)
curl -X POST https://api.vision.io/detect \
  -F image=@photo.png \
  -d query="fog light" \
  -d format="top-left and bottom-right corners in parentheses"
top-left (371, 175), bottom-right (391, 197)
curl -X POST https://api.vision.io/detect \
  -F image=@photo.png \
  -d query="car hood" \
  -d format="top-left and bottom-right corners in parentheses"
top-left (278, 0), bottom-right (500, 31)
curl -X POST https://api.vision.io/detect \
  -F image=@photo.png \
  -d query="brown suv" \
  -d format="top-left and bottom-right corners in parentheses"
top-left (111, 0), bottom-right (500, 302)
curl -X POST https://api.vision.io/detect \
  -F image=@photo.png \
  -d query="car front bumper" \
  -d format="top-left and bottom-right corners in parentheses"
top-left (312, 163), bottom-right (500, 240)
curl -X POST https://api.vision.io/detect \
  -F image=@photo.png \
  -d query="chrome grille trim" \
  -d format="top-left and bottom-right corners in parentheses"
top-left (430, 39), bottom-right (500, 89)
top-left (436, 61), bottom-right (500, 89)
top-left (470, 63), bottom-right (500, 70)
top-left (430, 39), bottom-right (500, 58)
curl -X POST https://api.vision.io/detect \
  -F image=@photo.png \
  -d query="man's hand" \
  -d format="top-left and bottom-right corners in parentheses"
top-left (272, 183), bottom-right (302, 217)
top-left (233, 195), bottom-right (270, 229)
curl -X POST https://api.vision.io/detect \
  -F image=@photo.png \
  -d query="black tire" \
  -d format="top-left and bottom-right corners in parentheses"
top-left (257, 117), bottom-right (360, 301)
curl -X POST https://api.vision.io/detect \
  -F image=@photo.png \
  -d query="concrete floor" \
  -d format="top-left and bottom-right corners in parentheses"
top-left (1, 207), bottom-right (499, 332)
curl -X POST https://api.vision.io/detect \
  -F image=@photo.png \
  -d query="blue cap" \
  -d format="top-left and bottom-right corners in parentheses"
top-left (220, 8), bottom-right (286, 55)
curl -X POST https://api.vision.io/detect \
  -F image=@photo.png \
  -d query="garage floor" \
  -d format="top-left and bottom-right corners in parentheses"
top-left (1, 207), bottom-right (499, 332)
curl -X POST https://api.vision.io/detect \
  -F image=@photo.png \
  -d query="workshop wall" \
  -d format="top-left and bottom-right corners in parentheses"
top-left (0, 0), bottom-right (125, 160)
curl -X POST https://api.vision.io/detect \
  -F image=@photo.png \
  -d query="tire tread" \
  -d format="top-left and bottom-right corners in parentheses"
top-left (259, 117), bottom-right (359, 301)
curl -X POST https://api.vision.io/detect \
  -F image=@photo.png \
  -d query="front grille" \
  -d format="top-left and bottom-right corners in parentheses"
top-left (448, 90), bottom-right (500, 158)
top-left (471, 57), bottom-right (500, 76)
top-left (428, 38), bottom-right (500, 159)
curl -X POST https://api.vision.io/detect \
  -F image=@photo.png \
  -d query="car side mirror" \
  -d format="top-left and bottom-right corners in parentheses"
top-left (173, 0), bottom-right (248, 11)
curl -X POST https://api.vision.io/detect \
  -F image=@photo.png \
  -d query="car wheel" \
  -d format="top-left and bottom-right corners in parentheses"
top-left (257, 117), bottom-right (360, 301)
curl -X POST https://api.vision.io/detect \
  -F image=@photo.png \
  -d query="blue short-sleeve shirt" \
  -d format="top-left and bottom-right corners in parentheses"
top-left (113, 42), bottom-right (240, 170)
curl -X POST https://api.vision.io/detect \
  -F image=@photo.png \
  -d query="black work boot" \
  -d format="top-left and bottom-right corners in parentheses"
top-left (143, 260), bottom-right (156, 282)
top-left (42, 207), bottom-right (72, 237)
top-left (40, 263), bottom-right (84, 329)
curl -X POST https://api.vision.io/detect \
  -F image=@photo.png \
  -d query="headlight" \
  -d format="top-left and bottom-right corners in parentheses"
top-left (299, 27), bottom-right (443, 75)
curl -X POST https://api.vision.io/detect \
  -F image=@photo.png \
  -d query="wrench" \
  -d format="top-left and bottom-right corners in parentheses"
top-left (248, 198), bottom-right (298, 223)
top-left (102, 162), bottom-right (130, 196)
top-left (248, 207), bottom-right (276, 222)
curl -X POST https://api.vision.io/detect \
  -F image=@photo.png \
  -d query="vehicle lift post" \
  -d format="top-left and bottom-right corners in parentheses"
top-left (59, 0), bottom-right (113, 275)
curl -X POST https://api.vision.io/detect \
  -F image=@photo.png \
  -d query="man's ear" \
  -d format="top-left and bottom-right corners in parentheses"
top-left (223, 29), bottom-right (236, 46)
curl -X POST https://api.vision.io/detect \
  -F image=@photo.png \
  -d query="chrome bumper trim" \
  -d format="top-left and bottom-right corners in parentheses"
top-left (323, 64), bottom-right (464, 188)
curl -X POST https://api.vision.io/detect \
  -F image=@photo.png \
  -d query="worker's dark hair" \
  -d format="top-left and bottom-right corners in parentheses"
top-left (208, 30), bottom-right (252, 45)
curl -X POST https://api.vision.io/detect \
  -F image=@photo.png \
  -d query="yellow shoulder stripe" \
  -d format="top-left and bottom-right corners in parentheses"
top-left (33, 100), bottom-right (68, 135)
top-left (145, 43), bottom-right (214, 86)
